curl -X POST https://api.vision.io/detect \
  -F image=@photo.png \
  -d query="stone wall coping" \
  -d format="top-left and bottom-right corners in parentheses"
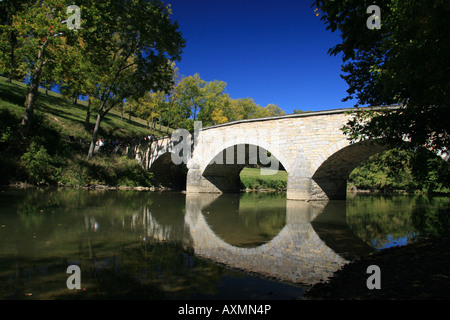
top-left (200, 105), bottom-right (400, 132)
top-left (152, 105), bottom-right (400, 139)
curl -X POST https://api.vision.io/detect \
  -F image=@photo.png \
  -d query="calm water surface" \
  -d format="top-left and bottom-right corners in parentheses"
top-left (0, 188), bottom-right (449, 300)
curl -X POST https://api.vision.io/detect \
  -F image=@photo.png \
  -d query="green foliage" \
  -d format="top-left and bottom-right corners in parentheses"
top-left (349, 148), bottom-right (450, 193)
top-left (0, 77), bottom-right (159, 188)
top-left (81, 0), bottom-right (186, 158)
top-left (412, 197), bottom-right (450, 238)
top-left (240, 168), bottom-right (287, 190)
top-left (20, 141), bottom-right (58, 185)
top-left (293, 109), bottom-right (312, 114)
top-left (314, 0), bottom-right (450, 154)
top-left (172, 73), bottom-right (286, 129)
top-left (409, 148), bottom-right (450, 193)
top-left (60, 154), bottom-right (153, 187)
top-left (0, 0), bottom-right (31, 82)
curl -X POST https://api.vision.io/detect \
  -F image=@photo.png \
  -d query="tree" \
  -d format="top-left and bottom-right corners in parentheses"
top-left (349, 147), bottom-right (450, 193)
top-left (176, 74), bottom-right (206, 123)
top-left (199, 79), bottom-right (227, 126)
top-left (80, 0), bottom-right (185, 159)
top-left (233, 97), bottom-right (259, 120)
top-left (0, 0), bottom-right (29, 83)
top-left (258, 104), bottom-right (286, 118)
top-left (4, 0), bottom-right (78, 137)
top-left (161, 63), bottom-right (181, 133)
top-left (293, 109), bottom-right (311, 114)
top-left (175, 74), bottom-right (231, 128)
top-left (61, 45), bottom-right (98, 130)
top-left (129, 91), bottom-right (165, 131)
top-left (314, 0), bottom-right (450, 155)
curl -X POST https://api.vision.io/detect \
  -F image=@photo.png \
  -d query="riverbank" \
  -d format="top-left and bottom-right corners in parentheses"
top-left (305, 235), bottom-right (450, 300)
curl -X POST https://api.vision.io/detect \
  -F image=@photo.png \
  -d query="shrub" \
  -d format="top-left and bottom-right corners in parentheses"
top-left (59, 154), bottom-right (153, 187)
top-left (20, 141), bottom-right (58, 185)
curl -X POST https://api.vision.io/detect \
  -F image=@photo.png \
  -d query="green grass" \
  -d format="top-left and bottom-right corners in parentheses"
top-left (0, 76), bottom-right (174, 143)
top-left (240, 167), bottom-right (287, 191)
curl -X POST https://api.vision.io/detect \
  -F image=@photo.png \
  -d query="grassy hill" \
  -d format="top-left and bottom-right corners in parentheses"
top-left (0, 76), bottom-right (173, 188)
top-left (0, 76), bottom-right (174, 142)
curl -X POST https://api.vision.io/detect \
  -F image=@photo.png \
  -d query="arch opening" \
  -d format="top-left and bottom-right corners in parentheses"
top-left (148, 152), bottom-right (187, 190)
top-left (312, 140), bottom-right (450, 199)
top-left (200, 144), bottom-right (287, 194)
top-left (312, 140), bottom-right (388, 200)
top-left (348, 146), bottom-right (450, 194)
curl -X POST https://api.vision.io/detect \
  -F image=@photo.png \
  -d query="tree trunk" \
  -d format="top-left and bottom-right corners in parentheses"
top-left (21, 66), bottom-right (43, 137)
top-left (84, 98), bottom-right (91, 130)
top-left (166, 112), bottom-right (171, 134)
top-left (21, 40), bottom-right (47, 137)
top-left (72, 92), bottom-right (78, 105)
top-left (88, 111), bottom-right (104, 159)
top-left (7, 31), bottom-right (16, 84)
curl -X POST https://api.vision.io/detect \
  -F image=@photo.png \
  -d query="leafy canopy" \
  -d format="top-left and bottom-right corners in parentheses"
top-left (314, 0), bottom-right (450, 154)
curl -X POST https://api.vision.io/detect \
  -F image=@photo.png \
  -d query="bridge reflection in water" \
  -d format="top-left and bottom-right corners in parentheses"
top-left (139, 193), bottom-right (375, 286)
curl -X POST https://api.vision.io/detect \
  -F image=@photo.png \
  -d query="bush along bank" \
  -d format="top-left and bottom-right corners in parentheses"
top-left (0, 107), bottom-right (153, 189)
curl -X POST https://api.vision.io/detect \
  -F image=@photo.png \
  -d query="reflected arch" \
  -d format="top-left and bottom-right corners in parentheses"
top-left (184, 193), bottom-right (348, 285)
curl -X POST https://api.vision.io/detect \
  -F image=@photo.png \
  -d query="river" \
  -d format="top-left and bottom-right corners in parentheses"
top-left (0, 188), bottom-right (449, 300)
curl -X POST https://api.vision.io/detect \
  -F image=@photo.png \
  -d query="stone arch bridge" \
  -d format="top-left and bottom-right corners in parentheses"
top-left (127, 107), bottom-right (448, 201)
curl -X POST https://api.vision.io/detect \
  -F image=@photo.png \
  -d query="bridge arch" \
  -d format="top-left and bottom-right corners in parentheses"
top-left (307, 138), bottom-right (449, 200)
top-left (309, 139), bottom-right (389, 200)
top-left (148, 152), bottom-right (187, 190)
top-left (199, 143), bottom-right (287, 193)
top-left (187, 123), bottom-right (290, 194)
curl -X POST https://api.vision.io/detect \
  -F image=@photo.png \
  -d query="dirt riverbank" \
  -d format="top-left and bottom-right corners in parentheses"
top-left (305, 236), bottom-right (450, 300)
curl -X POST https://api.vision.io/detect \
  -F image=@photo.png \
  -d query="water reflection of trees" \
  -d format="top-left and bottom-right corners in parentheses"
top-left (411, 197), bottom-right (450, 238)
top-left (345, 195), bottom-right (450, 249)
top-left (0, 189), bottom-right (241, 299)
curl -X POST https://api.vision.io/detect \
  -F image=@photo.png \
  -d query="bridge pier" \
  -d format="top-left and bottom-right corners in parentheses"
top-left (286, 151), bottom-right (347, 201)
top-left (186, 167), bottom-right (243, 193)
top-left (188, 168), bottom-right (348, 201)
top-left (286, 177), bottom-right (347, 201)
top-left (312, 178), bottom-right (348, 200)
top-left (286, 177), bottom-right (317, 201)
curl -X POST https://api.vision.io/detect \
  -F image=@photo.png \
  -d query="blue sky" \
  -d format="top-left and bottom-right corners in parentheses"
top-left (166, 0), bottom-right (358, 114)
